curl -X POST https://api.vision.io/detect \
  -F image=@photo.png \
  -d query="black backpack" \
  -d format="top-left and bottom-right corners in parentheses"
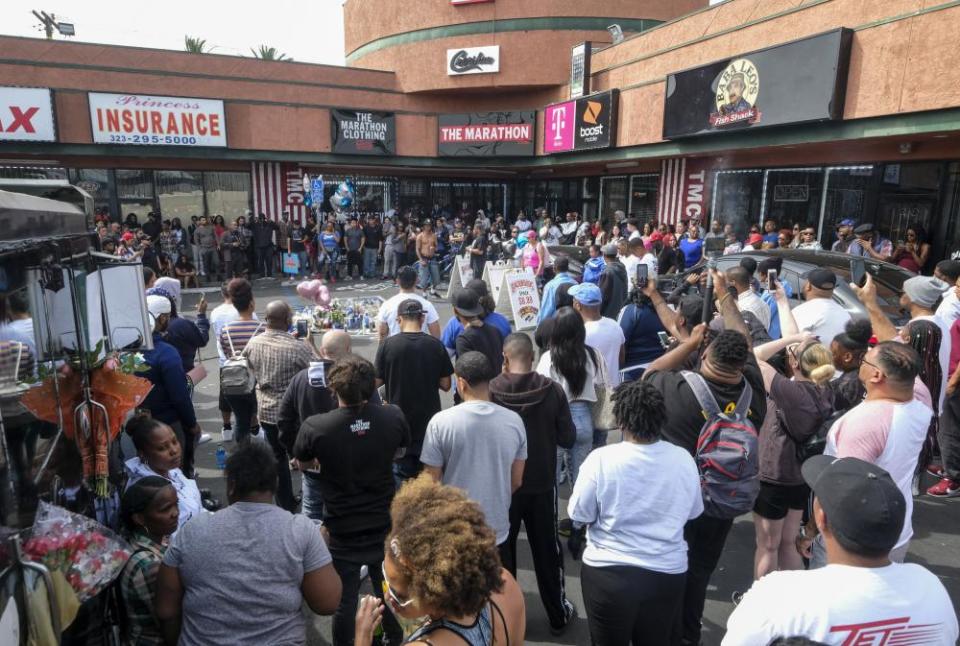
top-left (795, 408), bottom-right (845, 464)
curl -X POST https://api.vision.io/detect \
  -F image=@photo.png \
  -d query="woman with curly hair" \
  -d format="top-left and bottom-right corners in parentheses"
top-left (355, 474), bottom-right (526, 645)
top-left (568, 379), bottom-right (703, 646)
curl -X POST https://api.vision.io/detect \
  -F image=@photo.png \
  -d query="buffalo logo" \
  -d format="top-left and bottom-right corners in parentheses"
top-left (449, 50), bottom-right (496, 74)
top-left (710, 58), bottom-right (761, 128)
top-left (582, 100), bottom-right (603, 125)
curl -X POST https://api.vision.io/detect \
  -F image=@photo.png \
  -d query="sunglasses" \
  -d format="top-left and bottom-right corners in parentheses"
top-left (381, 562), bottom-right (413, 609)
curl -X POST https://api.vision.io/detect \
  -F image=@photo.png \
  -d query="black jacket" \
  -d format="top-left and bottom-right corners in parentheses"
top-left (490, 371), bottom-right (575, 494)
top-left (599, 259), bottom-right (628, 319)
top-left (252, 219), bottom-right (278, 248)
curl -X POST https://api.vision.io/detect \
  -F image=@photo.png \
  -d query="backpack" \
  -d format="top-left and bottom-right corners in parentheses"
top-left (795, 407), bottom-right (844, 465)
top-left (681, 371), bottom-right (760, 519)
top-left (220, 323), bottom-right (262, 396)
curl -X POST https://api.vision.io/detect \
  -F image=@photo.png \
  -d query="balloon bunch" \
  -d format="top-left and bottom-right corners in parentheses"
top-left (296, 279), bottom-right (332, 310)
top-left (329, 179), bottom-right (355, 214)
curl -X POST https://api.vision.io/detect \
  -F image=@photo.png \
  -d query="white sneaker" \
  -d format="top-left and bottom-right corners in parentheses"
top-left (197, 432), bottom-right (213, 445)
top-left (221, 427), bottom-right (234, 442)
top-left (359, 565), bottom-right (369, 581)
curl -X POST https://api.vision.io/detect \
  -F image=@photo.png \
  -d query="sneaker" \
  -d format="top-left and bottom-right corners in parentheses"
top-left (927, 477), bottom-right (960, 497)
top-left (927, 464), bottom-right (945, 478)
top-left (197, 433), bottom-right (212, 445)
top-left (430, 289), bottom-right (440, 298)
top-left (549, 601), bottom-right (577, 636)
top-left (221, 426), bottom-right (234, 443)
top-left (359, 564), bottom-right (369, 581)
top-left (558, 518), bottom-right (573, 537)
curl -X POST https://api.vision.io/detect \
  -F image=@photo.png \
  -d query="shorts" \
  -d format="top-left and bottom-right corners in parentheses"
top-left (753, 481), bottom-right (809, 520)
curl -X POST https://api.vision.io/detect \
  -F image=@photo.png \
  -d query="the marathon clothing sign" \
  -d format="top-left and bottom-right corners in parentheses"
top-left (330, 109), bottom-right (396, 156)
top-left (438, 112), bottom-right (536, 156)
top-left (447, 46), bottom-right (500, 75)
top-left (88, 93), bottom-right (226, 147)
top-left (663, 28), bottom-right (852, 139)
top-left (0, 87), bottom-right (56, 142)
top-left (543, 90), bottom-right (618, 154)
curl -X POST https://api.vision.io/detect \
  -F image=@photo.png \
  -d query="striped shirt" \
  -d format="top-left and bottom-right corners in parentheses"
top-left (220, 319), bottom-right (264, 358)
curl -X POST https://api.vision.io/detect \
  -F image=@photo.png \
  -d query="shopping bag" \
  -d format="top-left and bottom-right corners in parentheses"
top-left (283, 253), bottom-right (300, 275)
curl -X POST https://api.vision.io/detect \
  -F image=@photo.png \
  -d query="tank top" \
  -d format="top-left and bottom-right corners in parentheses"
top-left (320, 232), bottom-right (339, 252)
top-left (522, 244), bottom-right (540, 271)
top-left (405, 601), bottom-right (506, 646)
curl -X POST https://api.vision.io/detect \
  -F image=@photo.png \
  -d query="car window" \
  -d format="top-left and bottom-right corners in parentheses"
top-left (830, 267), bottom-right (904, 321)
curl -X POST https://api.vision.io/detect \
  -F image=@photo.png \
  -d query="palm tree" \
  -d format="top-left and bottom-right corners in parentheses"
top-left (250, 45), bottom-right (292, 62)
top-left (184, 36), bottom-right (208, 53)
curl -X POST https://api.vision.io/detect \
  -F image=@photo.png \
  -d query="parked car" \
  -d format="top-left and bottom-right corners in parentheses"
top-left (656, 249), bottom-right (913, 326)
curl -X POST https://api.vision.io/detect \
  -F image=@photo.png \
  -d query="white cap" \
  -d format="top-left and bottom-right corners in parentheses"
top-left (146, 294), bottom-right (172, 320)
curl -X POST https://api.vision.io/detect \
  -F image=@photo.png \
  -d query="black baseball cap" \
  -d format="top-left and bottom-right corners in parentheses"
top-left (806, 268), bottom-right (837, 290)
top-left (802, 455), bottom-right (905, 554)
top-left (465, 278), bottom-right (489, 298)
top-left (854, 223), bottom-right (875, 236)
top-left (397, 298), bottom-right (424, 317)
top-left (451, 288), bottom-right (484, 318)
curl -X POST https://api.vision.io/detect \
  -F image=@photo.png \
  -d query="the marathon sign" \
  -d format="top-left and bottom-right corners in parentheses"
top-left (330, 109), bottom-right (396, 156)
top-left (663, 28), bottom-right (852, 139)
top-left (88, 93), bottom-right (226, 147)
top-left (0, 87), bottom-right (56, 142)
top-left (447, 46), bottom-right (500, 75)
top-left (543, 90), bottom-right (618, 154)
top-left (438, 112), bottom-right (535, 156)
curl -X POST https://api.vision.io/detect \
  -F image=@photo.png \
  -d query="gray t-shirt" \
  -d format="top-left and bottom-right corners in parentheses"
top-left (420, 401), bottom-right (527, 544)
top-left (344, 227), bottom-right (364, 251)
top-left (162, 502), bottom-right (332, 646)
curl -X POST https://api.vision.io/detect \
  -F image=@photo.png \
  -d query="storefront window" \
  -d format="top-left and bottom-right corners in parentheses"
top-left (712, 170), bottom-right (763, 238)
top-left (875, 162), bottom-right (941, 245)
top-left (936, 162), bottom-right (960, 259)
top-left (68, 168), bottom-right (112, 215)
top-left (818, 166), bottom-right (876, 244)
top-left (582, 177), bottom-right (600, 223)
top-left (600, 176), bottom-right (629, 220)
top-left (204, 171), bottom-right (251, 222)
top-left (115, 169), bottom-right (154, 199)
top-left (761, 168), bottom-right (823, 232)
top-left (399, 179), bottom-right (428, 214)
top-left (156, 170), bottom-right (204, 221)
top-left (629, 174), bottom-right (659, 222)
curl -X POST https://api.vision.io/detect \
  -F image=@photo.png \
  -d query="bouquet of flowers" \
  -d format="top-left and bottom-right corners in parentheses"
top-left (22, 502), bottom-right (131, 602)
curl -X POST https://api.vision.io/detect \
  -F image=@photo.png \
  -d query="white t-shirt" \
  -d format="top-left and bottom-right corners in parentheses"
top-left (825, 383), bottom-right (933, 550)
top-left (568, 441), bottom-right (703, 574)
top-left (585, 318), bottom-right (625, 387)
top-left (935, 289), bottom-right (960, 329)
top-left (640, 252), bottom-right (659, 278)
top-left (376, 292), bottom-right (440, 337)
top-left (792, 297), bottom-right (852, 346)
top-left (622, 254), bottom-right (641, 291)
top-left (737, 290), bottom-right (772, 330)
top-left (209, 303), bottom-right (240, 367)
top-left (722, 563), bottom-right (959, 646)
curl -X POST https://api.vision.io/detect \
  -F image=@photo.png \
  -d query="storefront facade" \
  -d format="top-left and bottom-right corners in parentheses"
top-left (2, 0), bottom-right (960, 257)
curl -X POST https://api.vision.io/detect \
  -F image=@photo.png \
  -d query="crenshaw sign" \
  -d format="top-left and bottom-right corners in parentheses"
top-left (0, 87), bottom-right (56, 142)
top-left (447, 46), bottom-right (500, 76)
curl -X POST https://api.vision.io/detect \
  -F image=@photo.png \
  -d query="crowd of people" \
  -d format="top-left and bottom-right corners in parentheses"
top-left (10, 203), bottom-right (960, 646)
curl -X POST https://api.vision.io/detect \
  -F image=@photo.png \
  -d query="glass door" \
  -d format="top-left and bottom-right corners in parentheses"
top-left (628, 174), bottom-right (659, 222)
top-left (600, 176), bottom-right (629, 220)
top-left (760, 168), bottom-right (823, 232)
top-left (817, 166), bottom-right (876, 245)
top-left (711, 170), bottom-right (763, 238)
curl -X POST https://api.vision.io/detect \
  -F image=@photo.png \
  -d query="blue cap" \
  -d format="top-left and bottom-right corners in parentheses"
top-left (569, 282), bottom-right (602, 306)
top-left (839, 218), bottom-right (857, 227)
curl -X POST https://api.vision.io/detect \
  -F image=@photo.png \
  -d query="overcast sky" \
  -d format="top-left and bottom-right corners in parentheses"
top-left (3, 1), bottom-right (348, 65)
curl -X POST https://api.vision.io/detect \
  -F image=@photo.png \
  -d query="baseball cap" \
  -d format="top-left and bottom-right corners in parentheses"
top-left (451, 288), bottom-right (484, 318)
top-left (146, 294), bottom-right (172, 321)
top-left (839, 218), bottom-right (857, 227)
top-left (806, 268), bottom-right (837, 290)
top-left (465, 278), bottom-right (490, 298)
top-left (601, 243), bottom-right (619, 257)
top-left (569, 282), bottom-right (602, 306)
top-left (854, 223), bottom-right (875, 236)
top-left (802, 455), bottom-right (905, 554)
top-left (903, 275), bottom-right (949, 309)
top-left (747, 233), bottom-right (764, 245)
top-left (397, 298), bottom-right (425, 317)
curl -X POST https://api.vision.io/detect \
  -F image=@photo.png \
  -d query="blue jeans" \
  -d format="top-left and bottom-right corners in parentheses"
top-left (301, 472), bottom-right (323, 521)
top-left (295, 250), bottom-right (308, 277)
top-left (558, 401), bottom-right (594, 488)
top-left (418, 259), bottom-right (441, 291)
top-left (363, 248), bottom-right (379, 277)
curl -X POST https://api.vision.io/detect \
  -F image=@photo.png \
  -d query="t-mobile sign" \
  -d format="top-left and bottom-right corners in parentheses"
top-left (543, 90), bottom-right (618, 154)
top-left (544, 101), bottom-right (575, 153)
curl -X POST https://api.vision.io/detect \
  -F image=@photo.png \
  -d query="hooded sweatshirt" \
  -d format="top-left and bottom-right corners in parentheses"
top-left (583, 257), bottom-right (606, 285)
top-left (489, 371), bottom-right (576, 494)
top-left (599, 258), bottom-right (629, 319)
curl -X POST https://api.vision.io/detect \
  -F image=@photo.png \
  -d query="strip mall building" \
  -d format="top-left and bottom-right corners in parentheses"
top-left (2, 0), bottom-right (960, 256)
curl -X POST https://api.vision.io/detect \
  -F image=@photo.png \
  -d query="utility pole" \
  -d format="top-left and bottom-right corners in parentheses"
top-left (32, 10), bottom-right (75, 39)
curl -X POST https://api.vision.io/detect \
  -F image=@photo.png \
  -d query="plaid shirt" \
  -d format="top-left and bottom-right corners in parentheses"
top-left (120, 532), bottom-right (165, 646)
top-left (243, 329), bottom-right (314, 424)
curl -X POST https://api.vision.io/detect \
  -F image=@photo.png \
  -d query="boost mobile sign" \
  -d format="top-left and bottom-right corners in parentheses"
top-left (543, 90), bottom-right (618, 154)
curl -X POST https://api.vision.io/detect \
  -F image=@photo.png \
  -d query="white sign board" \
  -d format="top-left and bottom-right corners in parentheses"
top-left (445, 255), bottom-right (475, 299)
top-left (447, 46), bottom-right (500, 75)
top-left (481, 261), bottom-right (510, 305)
top-left (0, 87), bottom-right (56, 142)
top-left (502, 268), bottom-right (540, 331)
top-left (88, 92), bottom-right (226, 147)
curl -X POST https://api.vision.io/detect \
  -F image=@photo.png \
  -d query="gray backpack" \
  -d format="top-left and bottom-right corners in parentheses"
top-left (681, 371), bottom-right (760, 519)
top-left (220, 323), bottom-right (262, 396)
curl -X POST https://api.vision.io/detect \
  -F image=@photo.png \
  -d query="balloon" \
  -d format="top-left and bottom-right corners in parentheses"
top-left (296, 279), bottom-right (332, 308)
top-left (296, 280), bottom-right (319, 301)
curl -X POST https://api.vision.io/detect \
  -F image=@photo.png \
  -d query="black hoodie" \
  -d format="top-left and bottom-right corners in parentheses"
top-left (599, 258), bottom-right (629, 319)
top-left (489, 371), bottom-right (576, 494)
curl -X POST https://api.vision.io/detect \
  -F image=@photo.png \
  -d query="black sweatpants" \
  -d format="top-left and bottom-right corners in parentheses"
top-left (259, 423), bottom-right (296, 512)
top-left (582, 563), bottom-right (685, 646)
top-left (346, 250), bottom-right (362, 278)
top-left (503, 488), bottom-right (571, 630)
top-left (673, 514), bottom-right (734, 646)
top-left (939, 389), bottom-right (960, 481)
top-left (331, 550), bottom-right (402, 646)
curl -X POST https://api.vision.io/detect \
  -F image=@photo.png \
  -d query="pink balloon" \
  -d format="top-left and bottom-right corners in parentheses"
top-left (296, 280), bottom-right (316, 300)
top-left (314, 284), bottom-right (331, 308)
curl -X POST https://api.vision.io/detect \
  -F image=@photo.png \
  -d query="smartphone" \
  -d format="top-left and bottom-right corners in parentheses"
top-left (295, 319), bottom-right (309, 338)
top-left (767, 269), bottom-right (778, 289)
top-left (850, 258), bottom-right (866, 288)
top-left (657, 331), bottom-right (671, 350)
top-left (636, 263), bottom-right (649, 289)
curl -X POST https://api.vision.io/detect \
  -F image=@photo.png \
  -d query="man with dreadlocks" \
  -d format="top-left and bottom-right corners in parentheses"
top-left (293, 354), bottom-right (408, 646)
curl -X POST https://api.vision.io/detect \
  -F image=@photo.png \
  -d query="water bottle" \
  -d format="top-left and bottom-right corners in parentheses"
top-left (216, 444), bottom-right (227, 470)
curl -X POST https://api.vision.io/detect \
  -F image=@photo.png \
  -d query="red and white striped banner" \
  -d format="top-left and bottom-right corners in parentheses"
top-left (251, 161), bottom-right (309, 223)
top-left (658, 158), bottom-right (711, 226)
